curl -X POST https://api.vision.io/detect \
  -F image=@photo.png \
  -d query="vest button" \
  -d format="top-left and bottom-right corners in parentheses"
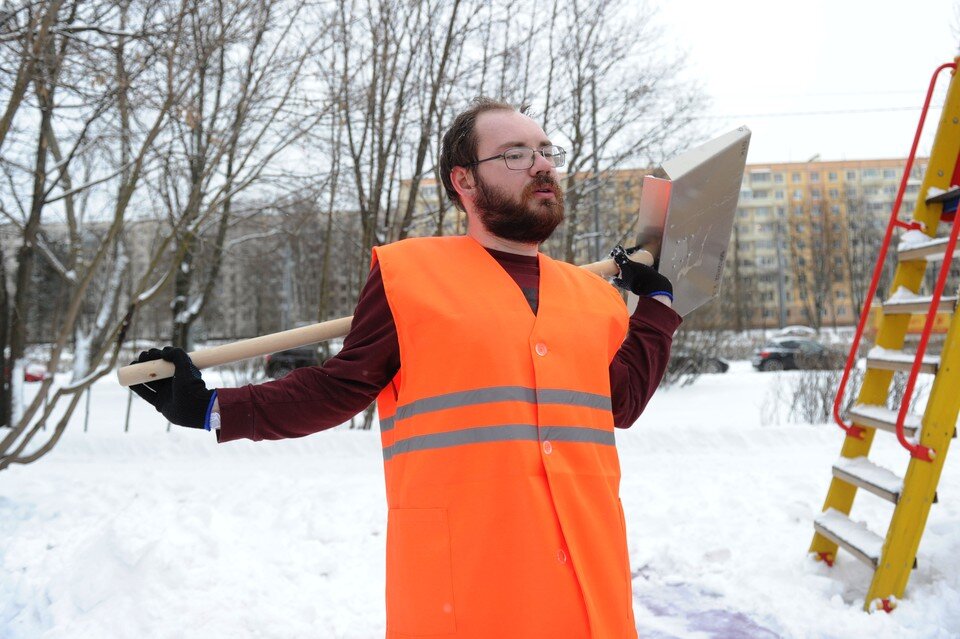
top-left (542, 440), bottom-right (553, 454)
top-left (535, 343), bottom-right (548, 356)
top-left (557, 549), bottom-right (567, 564)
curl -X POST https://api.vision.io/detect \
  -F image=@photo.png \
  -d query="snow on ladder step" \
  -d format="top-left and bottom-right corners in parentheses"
top-left (882, 286), bottom-right (958, 314)
top-left (897, 231), bottom-right (957, 262)
top-left (847, 403), bottom-right (920, 438)
top-left (813, 508), bottom-right (884, 569)
top-left (832, 457), bottom-right (903, 504)
top-left (866, 346), bottom-right (939, 374)
top-left (925, 185), bottom-right (960, 205)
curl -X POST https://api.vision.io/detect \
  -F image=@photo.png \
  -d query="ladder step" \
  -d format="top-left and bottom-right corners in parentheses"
top-left (866, 347), bottom-right (939, 374)
top-left (814, 508), bottom-right (883, 569)
top-left (847, 403), bottom-right (920, 437)
top-left (897, 233), bottom-right (957, 262)
top-left (832, 457), bottom-right (903, 503)
top-left (924, 185), bottom-right (960, 204)
top-left (882, 288), bottom-right (958, 314)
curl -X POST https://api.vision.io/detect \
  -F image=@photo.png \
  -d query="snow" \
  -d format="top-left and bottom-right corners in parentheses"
top-left (833, 457), bottom-right (903, 497)
top-left (814, 509), bottom-right (884, 564)
top-left (926, 186), bottom-right (946, 199)
top-left (885, 286), bottom-right (921, 303)
top-left (867, 346), bottom-right (939, 366)
top-left (897, 230), bottom-right (935, 250)
top-left (850, 403), bottom-right (922, 430)
top-left (10, 358), bottom-right (25, 425)
top-left (2, 363), bottom-right (960, 638)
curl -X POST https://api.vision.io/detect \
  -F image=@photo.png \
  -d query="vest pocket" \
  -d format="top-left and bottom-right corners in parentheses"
top-left (386, 508), bottom-right (457, 636)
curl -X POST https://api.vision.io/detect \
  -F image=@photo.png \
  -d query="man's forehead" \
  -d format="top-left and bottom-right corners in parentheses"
top-left (475, 110), bottom-right (550, 150)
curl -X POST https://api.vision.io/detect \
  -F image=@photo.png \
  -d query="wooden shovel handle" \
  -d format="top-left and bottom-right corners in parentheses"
top-left (116, 249), bottom-right (653, 387)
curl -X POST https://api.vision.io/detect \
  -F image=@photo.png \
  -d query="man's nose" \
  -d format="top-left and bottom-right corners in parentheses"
top-left (529, 150), bottom-right (555, 175)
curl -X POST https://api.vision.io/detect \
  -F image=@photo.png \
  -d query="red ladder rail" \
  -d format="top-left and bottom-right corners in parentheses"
top-left (832, 61), bottom-right (957, 440)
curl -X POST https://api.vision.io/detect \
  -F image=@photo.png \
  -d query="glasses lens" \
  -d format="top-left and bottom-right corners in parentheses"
top-left (543, 146), bottom-right (565, 168)
top-left (503, 147), bottom-right (533, 170)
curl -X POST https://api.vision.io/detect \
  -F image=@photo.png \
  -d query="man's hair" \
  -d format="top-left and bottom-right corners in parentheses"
top-left (439, 97), bottom-right (529, 211)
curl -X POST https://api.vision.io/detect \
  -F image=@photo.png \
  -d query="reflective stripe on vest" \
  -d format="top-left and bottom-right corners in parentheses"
top-left (382, 424), bottom-right (615, 461)
top-left (380, 385), bottom-right (612, 431)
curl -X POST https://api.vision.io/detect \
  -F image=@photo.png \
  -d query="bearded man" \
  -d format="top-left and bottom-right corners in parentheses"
top-left (131, 98), bottom-right (681, 638)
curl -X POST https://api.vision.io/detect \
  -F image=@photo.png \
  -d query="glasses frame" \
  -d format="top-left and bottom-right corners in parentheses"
top-left (467, 145), bottom-right (566, 171)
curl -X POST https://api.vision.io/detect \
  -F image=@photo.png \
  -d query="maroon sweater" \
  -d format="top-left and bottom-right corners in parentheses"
top-left (217, 248), bottom-right (681, 443)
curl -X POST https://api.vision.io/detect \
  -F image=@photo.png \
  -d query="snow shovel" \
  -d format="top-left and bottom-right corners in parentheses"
top-left (629, 126), bottom-right (751, 317)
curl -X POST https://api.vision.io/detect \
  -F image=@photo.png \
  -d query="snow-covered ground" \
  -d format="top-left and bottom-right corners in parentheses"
top-left (2, 362), bottom-right (958, 638)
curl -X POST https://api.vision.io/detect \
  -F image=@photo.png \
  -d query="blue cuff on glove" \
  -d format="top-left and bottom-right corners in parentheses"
top-left (646, 290), bottom-right (674, 301)
top-left (203, 390), bottom-right (218, 431)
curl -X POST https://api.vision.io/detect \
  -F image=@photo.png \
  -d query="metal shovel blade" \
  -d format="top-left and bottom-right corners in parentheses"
top-left (631, 126), bottom-right (751, 317)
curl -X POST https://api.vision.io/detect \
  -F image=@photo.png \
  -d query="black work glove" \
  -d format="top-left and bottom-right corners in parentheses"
top-left (610, 244), bottom-right (674, 300)
top-left (130, 347), bottom-right (213, 429)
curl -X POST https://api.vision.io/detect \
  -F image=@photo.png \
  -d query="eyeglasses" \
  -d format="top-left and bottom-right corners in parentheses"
top-left (468, 145), bottom-right (566, 170)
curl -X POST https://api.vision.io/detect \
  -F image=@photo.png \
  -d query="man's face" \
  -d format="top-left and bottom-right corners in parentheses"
top-left (468, 110), bottom-right (565, 244)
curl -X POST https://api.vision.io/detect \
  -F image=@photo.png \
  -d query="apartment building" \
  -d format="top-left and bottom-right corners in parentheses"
top-left (733, 158), bottom-right (926, 329)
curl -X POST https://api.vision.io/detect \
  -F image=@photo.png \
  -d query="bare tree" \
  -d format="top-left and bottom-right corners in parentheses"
top-left (0, 0), bottom-right (202, 471)
top-left (147, 0), bottom-right (331, 349)
top-left (539, 0), bottom-right (702, 264)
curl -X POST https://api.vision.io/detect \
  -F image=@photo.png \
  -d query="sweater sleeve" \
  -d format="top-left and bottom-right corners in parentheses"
top-left (216, 263), bottom-right (400, 443)
top-left (609, 297), bottom-right (682, 428)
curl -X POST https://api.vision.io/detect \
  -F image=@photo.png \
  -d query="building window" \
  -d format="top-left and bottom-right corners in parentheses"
top-left (809, 172), bottom-right (820, 182)
top-left (863, 169), bottom-right (879, 178)
top-left (792, 172), bottom-right (802, 182)
top-left (883, 169), bottom-right (897, 178)
top-left (774, 173), bottom-right (784, 183)
top-left (751, 172), bottom-right (771, 183)
top-left (846, 170), bottom-right (857, 180)
top-left (811, 188), bottom-right (821, 199)
top-left (753, 190), bottom-right (769, 199)
top-left (828, 188), bottom-right (839, 199)
top-left (775, 190), bottom-right (785, 199)
top-left (828, 172), bottom-right (838, 181)
top-left (793, 189), bottom-right (803, 200)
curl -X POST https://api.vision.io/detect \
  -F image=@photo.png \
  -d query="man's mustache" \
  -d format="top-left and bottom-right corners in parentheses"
top-left (524, 175), bottom-right (562, 197)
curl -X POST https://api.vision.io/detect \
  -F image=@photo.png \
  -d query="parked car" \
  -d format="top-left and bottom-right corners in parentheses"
top-left (265, 345), bottom-right (320, 378)
top-left (669, 348), bottom-right (730, 375)
top-left (24, 365), bottom-right (49, 382)
top-left (770, 325), bottom-right (817, 339)
top-left (752, 338), bottom-right (844, 371)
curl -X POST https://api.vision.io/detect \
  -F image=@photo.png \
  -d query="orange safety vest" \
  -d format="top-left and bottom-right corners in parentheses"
top-left (373, 236), bottom-right (634, 639)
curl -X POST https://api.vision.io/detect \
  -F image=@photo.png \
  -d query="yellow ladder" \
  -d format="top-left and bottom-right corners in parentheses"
top-left (809, 59), bottom-right (960, 613)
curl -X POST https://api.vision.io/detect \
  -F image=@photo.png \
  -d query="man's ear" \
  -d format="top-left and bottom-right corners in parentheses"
top-left (451, 166), bottom-right (476, 203)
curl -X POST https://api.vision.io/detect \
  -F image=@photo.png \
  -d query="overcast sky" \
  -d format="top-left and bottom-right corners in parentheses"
top-left (656, 0), bottom-right (960, 163)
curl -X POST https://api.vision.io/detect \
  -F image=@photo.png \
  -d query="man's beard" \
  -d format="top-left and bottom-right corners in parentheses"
top-left (473, 173), bottom-right (565, 244)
